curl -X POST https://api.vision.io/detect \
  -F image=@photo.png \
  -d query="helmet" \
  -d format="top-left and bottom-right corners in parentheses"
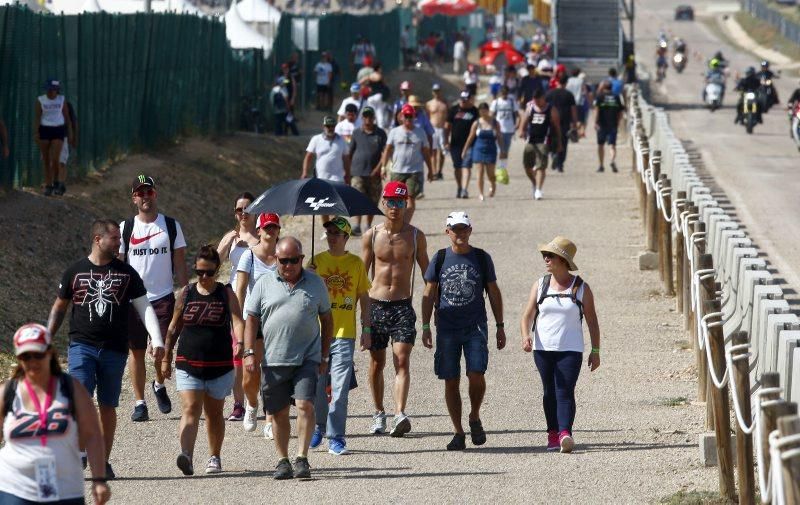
top-left (760, 60), bottom-right (769, 68)
top-left (745, 66), bottom-right (756, 77)
top-left (710, 60), bottom-right (720, 70)
top-left (714, 51), bottom-right (723, 59)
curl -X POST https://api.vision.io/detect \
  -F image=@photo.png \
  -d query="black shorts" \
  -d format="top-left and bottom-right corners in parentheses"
top-left (128, 293), bottom-right (175, 350)
top-left (370, 298), bottom-right (417, 350)
top-left (39, 125), bottom-right (66, 141)
top-left (316, 84), bottom-right (331, 95)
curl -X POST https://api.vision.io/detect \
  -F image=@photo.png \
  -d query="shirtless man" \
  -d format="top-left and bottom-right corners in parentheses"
top-left (426, 83), bottom-right (448, 181)
top-left (361, 181), bottom-right (429, 437)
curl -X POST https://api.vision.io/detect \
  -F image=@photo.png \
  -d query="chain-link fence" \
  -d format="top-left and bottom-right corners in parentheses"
top-left (742, 0), bottom-right (800, 47)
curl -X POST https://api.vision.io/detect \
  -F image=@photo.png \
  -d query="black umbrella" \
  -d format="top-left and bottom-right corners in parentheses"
top-left (246, 177), bottom-right (383, 257)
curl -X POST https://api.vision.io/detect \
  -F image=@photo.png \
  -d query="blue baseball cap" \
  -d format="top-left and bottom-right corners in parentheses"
top-left (350, 82), bottom-right (361, 93)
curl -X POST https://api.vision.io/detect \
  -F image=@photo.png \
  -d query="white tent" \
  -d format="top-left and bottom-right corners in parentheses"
top-left (235, 0), bottom-right (280, 23)
top-left (225, 1), bottom-right (271, 52)
top-left (80, 0), bottom-right (102, 13)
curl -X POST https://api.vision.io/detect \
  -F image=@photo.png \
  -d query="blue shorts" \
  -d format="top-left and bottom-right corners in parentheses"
top-left (450, 146), bottom-right (473, 169)
top-left (596, 128), bottom-right (618, 145)
top-left (67, 341), bottom-right (128, 407)
top-left (176, 369), bottom-right (235, 401)
top-left (434, 323), bottom-right (489, 380)
top-left (499, 132), bottom-right (514, 154)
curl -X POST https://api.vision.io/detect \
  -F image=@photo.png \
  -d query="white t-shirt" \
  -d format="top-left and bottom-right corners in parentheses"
top-left (337, 97), bottom-right (362, 117)
top-left (228, 242), bottom-right (249, 288)
top-left (463, 71), bottom-right (478, 85)
top-left (533, 276), bottom-right (586, 353)
top-left (306, 133), bottom-right (348, 181)
top-left (566, 76), bottom-right (585, 106)
top-left (490, 97), bottom-right (519, 133)
top-left (334, 119), bottom-right (356, 141)
top-left (119, 213), bottom-right (187, 301)
top-left (453, 40), bottom-right (466, 60)
top-left (236, 248), bottom-right (277, 316)
top-left (314, 62), bottom-right (332, 86)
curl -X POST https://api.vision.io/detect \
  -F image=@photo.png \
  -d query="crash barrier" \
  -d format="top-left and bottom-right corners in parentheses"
top-left (0, 5), bottom-right (408, 189)
top-left (627, 86), bottom-right (800, 505)
top-left (743, 0), bottom-right (800, 49)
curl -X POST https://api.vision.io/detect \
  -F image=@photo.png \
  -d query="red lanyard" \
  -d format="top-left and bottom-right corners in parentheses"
top-left (23, 377), bottom-right (55, 447)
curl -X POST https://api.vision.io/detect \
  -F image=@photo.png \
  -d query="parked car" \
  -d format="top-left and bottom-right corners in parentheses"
top-left (675, 5), bottom-right (694, 20)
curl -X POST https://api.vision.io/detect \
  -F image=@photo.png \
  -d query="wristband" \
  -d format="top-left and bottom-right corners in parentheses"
top-left (92, 478), bottom-right (108, 483)
top-left (363, 326), bottom-right (372, 334)
top-left (496, 322), bottom-right (504, 328)
top-left (591, 347), bottom-right (600, 354)
top-left (422, 323), bottom-right (431, 330)
top-left (237, 341), bottom-right (244, 346)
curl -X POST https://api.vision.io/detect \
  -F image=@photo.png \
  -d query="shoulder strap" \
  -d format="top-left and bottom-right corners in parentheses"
top-left (370, 225), bottom-right (378, 280)
top-left (433, 248), bottom-right (447, 309)
top-left (572, 276), bottom-right (585, 322)
top-left (410, 228), bottom-right (418, 297)
top-left (122, 217), bottom-right (135, 261)
top-left (2, 378), bottom-right (17, 417)
top-left (164, 216), bottom-right (177, 273)
top-left (59, 373), bottom-right (76, 418)
top-left (537, 274), bottom-right (552, 306)
top-left (249, 249), bottom-right (255, 279)
top-left (474, 247), bottom-right (489, 292)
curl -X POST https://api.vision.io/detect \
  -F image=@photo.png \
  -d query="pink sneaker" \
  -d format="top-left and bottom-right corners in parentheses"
top-left (559, 430), bottom-right (574, 453)
top-left (547, 430), bottom-right (559, 451)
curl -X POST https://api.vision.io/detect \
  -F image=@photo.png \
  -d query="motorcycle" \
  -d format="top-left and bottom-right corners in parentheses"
top-left (656, 55), bottom-right (668, 82)
top-left (741, 91), bottom-right (760, 134)
top-left (758, 78), bottom-right (777, 113)
top-left (704, 73), bottom-right (725, 111)
top-left (790, 103), bottom-right (800, 151)
top-left (673, 52), bottom-right (687, 73)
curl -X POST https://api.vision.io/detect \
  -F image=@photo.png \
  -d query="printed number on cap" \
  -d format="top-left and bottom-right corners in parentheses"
top-left (394, 187), bottom-right (407, 196)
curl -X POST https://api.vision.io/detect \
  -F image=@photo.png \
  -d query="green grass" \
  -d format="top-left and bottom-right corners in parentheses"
top-left (657, 396), bottom-right (689, 407)
top-left (659, 490), bottom-right (732, 505)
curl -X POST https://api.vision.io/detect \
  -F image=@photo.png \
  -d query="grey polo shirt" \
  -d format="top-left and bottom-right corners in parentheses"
top-left (245, 268), bottom-right (331, 367)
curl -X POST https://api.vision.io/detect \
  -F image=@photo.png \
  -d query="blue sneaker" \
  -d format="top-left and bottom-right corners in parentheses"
top-left (309, 425), bottom-right (324, 449)
top-left (328, 437), bottom-right (349, 456)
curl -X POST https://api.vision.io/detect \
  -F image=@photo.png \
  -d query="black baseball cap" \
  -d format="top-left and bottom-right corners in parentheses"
top-left (131, 174), bottom-right (155, 193)
top-left (361, 106), bottom-right (375, 116)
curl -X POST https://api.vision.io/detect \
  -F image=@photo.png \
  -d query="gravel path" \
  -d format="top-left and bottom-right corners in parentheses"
top-left (92, 123), bottom-right (717, 503)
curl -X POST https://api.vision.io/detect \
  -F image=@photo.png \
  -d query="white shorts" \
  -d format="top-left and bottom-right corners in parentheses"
top-left (433, 127), bottom-right (446, 151)
top-left (59, 138), bottom-right (69, 165)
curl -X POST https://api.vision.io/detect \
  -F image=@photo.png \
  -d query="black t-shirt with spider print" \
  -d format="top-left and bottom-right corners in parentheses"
top-left (58, 257), bottom-right (147, 353)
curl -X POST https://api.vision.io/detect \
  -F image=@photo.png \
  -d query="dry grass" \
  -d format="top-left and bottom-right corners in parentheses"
top-left (733, 11), bottom-right (800, 64)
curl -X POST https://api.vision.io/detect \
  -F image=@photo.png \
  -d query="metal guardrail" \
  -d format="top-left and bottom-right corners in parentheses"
top-left (743, 0), bottom-right (800, 48)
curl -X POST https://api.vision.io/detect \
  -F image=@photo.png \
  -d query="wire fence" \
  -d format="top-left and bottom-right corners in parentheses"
top-left (742, 0), bottom-right (800, 47)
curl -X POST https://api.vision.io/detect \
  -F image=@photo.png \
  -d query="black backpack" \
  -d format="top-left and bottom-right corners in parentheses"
top-left (121, 215), bottom-right (178, 273)
top-left (533, 274), bottom-right (584, 331)
top-left (3, 373), bottom-right (76, 418)
top-left (432, 247), bottom-right (490, 308)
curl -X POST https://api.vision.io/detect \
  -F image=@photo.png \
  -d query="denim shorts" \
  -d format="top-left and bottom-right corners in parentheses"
top-left (175, 369), bottom-right (234, 400)
top-left (596, 128), bottom-right (618, 146)
top-left (67, 341), bottom-right (128, 407)
top-left (450, 146), bottom-right (473, 169)
top-left (434, 322), bottom-right (489, 380)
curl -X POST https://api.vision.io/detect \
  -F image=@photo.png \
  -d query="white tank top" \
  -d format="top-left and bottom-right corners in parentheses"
top-left (228, 241), bottom-right (249, 289)
top-left (533, 276), bottom-right (586, 352)
top-left (38, 95), bottom-right (66, 127)
top-left (0, 378), bottom-right (84, 501)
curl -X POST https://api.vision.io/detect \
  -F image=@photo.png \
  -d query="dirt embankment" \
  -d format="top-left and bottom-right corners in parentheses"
top-left (0, 132), bottom-right (308, 354)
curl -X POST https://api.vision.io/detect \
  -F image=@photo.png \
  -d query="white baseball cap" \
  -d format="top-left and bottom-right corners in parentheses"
top-left (446, 211), bottom-right (471, 227)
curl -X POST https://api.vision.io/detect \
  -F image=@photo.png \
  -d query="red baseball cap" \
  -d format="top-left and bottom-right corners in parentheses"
top-left (14, 323), bottom-right (52, 356)
top-left (401, 103), bottom-right (416, 117)
top-left (382, 181), bottom-right (409, 199)
top-left (257, 213), bottom-right (281, 229)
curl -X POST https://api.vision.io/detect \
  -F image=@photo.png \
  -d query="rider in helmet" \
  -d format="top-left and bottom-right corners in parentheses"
top-left (734, 67), bottom-right (762, 124)
top-left (703, 59), bottom-right (727, 102)
top-left (673, 37), bottom-right (687, 53)
top-left (708, 51), bottom-right (728, 71)
top-left (757, 60), bottom-right (779, 108)
top-left (758, 60), bottom-right (775, 80)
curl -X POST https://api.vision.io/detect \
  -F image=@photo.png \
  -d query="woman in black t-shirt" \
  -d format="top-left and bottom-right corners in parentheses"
top-left (162, 246), bottom-right (244, 476)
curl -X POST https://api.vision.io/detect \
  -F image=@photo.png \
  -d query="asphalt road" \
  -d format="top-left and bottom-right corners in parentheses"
top-left (636, 0), bottom-right (800, 296)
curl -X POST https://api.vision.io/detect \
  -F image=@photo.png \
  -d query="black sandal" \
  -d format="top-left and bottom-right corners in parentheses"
top-left (469, 419), bottom-right (487, 446)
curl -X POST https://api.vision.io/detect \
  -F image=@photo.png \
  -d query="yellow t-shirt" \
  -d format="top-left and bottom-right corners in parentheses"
top-left (312, 251), bottom-right (371, 339)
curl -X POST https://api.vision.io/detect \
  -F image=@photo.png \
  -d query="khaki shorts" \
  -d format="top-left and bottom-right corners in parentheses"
top-left (390, 171), bottom-right (423, 198)
top-left (523, 143), bottom-right (549, 170)
top-left (351, 175), bottom-right (382, 204)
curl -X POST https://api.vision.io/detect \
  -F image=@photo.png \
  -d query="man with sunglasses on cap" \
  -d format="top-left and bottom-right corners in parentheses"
top-left (361, 181), bottom-right (430, 437)
top-left (381, 104), bottom-right (432, 224)
top-left (445, 92), bottom-right (478, 199)
top-left (307, 217), bottom-right (371, 455)
top-left (349, 106), bottom-right (387, 236)
top-left (302, 116), bottom-right (351, 225)
top-left (337, 83), bottom-right (363, 123)
top-left (243, 237), bottom-right (333, 479)
top-left (119, 175), bottom-right (188, 423)
top-left (421, 212), bottom-right (505, 451)
top-left (48, 218), bottom-right (165, 479)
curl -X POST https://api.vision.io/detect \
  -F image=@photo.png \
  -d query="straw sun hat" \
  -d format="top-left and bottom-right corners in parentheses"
top-left (538, 236), bottom-right (578, 271)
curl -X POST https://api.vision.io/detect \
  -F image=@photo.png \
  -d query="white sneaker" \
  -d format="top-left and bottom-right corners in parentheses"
top-left (390, 413), bottom-right (411, 437)
top-left (243, 404), bottom-right (257, 432)
top-left (370, 411), bottom-right (387, 435)
top-left (534, 189), bottom-right (543, 200)
top-left (263, 422), bottom-right (274, 440)
top-left (205, 455), bottom-right (222, 474)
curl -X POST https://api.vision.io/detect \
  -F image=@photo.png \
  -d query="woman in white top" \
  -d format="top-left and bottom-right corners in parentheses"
top-left (235, 212), bottom-right (280, 438)
top-left (216, 192), bottom-right (259, 422)
top-left (520, 237), bottom-right (601, 454)
top-left (0, 324), bottom-right (109, 504)
top-left (35, 79), bottom-right (73, 197)
top-left (490, 85), bottom-right (520, 173)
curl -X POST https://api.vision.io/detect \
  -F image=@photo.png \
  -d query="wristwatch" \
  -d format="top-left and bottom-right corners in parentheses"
top-left (243, 349), bottom-right (255, 358)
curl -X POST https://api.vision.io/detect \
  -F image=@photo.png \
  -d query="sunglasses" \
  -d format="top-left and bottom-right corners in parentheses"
top-left (18, 351), bottom-right (48, 361)
top-left (326, 230), bottom-right (347, 237)
top-left (278, 256), bottom-right (302, 265)
top-left (449, 225), bottom-right (470, 233)
top-left (134, 188), bottom-right (155, 198)
top-left (542, 252), bottom-right (555, 260)
top-left (235, 207), bottom-right (250, 216)
top-left (195, 268), bottom-right (217, 277)
top-left (403, 114), bottom-right (414, 119)
top-left (385, 199), bottom-right (407, 209)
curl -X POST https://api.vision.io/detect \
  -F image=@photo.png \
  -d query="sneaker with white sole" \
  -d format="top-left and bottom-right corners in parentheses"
top-left (534, 189), bottom-right (543, 200)
top-left (263, 422), bottom-right (274, 440)
top-left (370, 411), bottom-right (386, 435)
top-left (310, 425), bottom-right (324, 449)
top-left (328, 437), bottom-right (350, 455)
top-left (243, 404), bottom-right (257, 432)
top-left (390, 413), bottom-right (411, 437)
top-left (205, 455), bottom-right (222, 474)
top-left (559, 430), bottom-right (575, 453)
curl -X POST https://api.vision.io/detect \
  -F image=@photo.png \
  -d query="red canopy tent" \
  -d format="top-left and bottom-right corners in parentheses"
top-left (479, 40), bottom-right (524, 68)
top-left (418, 0), bottom-right (477, 16)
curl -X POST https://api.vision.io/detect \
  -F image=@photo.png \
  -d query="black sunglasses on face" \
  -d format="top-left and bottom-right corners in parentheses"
top-left (19, 351), bottom-right (47, 361)
top-left (278, 256), bottom-right (302, 265)
top-left (542, 252), bottom-right (555, 260)
top-left (235, 207), bottom-right (250, 215)
top-left (195, 268), bottom-right (217, 277)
